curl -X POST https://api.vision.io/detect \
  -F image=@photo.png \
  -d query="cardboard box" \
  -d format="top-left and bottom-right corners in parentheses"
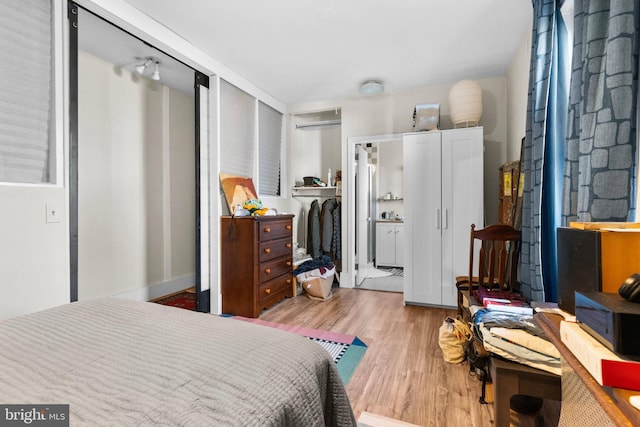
top-left (560, 321), bottom-right (640, 391)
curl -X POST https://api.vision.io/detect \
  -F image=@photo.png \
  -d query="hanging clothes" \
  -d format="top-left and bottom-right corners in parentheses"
top-left (332, 200), bottom-right (342, 271)
top-left (320, 198), bottom-right (338, 257)
top-left (307, 199), bottom-right (321, 259)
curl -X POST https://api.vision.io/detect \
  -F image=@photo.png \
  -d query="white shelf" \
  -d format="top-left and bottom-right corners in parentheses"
top-left (292, 186), bottom-right (337, 191)
top-left (291, 186), bottom-right (340, 198)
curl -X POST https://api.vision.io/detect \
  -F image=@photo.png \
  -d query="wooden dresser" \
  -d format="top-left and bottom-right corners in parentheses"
top-left (221, 214), bottom-right (295, 318)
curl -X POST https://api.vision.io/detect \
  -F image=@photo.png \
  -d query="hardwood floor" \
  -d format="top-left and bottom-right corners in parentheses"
top-left (260, 287), bottom-right (560, 427)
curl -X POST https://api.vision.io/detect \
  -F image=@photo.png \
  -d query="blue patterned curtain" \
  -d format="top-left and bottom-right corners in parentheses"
top-left (563, 1), bottom-right (639, 223)
top-left (521, 0), bottom-right (569, 302)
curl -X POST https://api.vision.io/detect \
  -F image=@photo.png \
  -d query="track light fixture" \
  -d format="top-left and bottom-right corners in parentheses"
top-left (135, 56), bottom-right (161, 81)
top-left (151, 62), bottom-right (160, 81)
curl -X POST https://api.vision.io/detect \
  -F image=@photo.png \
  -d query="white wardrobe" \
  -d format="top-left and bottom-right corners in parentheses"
top-left (403, 127), bottom-right (484, 307)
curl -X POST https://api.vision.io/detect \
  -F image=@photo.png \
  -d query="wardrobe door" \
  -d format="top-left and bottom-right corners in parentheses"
top-left (403, 132), bottom-right (442, 305)
top-left (441, 128), bottom-right (484, 306)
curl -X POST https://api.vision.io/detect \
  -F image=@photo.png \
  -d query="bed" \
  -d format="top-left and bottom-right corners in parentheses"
top-left (0, 298), bottom-right (356, 426)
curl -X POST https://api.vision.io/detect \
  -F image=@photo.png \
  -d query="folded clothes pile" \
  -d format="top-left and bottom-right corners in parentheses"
top-left (473, 309), bottom-right (561, 375)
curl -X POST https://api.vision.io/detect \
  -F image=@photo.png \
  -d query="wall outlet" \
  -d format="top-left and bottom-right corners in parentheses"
top-left (46, 203), bottom-right (62, 223)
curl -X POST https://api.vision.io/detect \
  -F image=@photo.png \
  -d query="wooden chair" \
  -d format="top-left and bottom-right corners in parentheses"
top-left (456, 223), bottom-right (521, 315)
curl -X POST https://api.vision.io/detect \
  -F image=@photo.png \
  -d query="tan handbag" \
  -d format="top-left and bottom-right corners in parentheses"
top-left (438, 316), bottom-right (473, 363)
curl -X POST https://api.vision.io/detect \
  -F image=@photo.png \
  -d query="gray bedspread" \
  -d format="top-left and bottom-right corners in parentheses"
top-left (0, 298), bottom-right (356, 426)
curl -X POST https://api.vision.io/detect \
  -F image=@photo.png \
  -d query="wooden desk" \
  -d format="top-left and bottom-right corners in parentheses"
top-left (490, 357), bottom-right (561, 427)
top-left (536, 312), bottom-right (640, 426)
top-left (460, 292), bottom-right (562, 426)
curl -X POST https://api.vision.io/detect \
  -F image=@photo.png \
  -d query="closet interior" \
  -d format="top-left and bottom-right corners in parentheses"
top-left (290, 109), bottom-right (342, 274)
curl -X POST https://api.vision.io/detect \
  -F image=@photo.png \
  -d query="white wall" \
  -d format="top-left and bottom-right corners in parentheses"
top-left (78, 51), bottom-right (194, 300)
top-left (289, 76), bottom-right (509, 285)
top-left (0, 186), bottom-right (69, 319)
top-left (507, 25), bottom-right (533, 162)
top-left (0, 0), bottom-right (68, 320)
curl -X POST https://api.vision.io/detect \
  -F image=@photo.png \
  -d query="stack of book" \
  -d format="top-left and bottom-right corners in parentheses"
top-left (482, 297), bottom-right (533, 315)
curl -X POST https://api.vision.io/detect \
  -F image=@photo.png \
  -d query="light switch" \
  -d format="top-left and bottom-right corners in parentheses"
top-left (46, 203), bottom-right (61, 223)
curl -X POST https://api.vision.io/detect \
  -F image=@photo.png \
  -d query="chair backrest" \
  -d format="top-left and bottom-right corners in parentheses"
top-left (468, 223), bottom-right (521, 293)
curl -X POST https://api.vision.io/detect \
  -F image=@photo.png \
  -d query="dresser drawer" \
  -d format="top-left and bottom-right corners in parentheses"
top-left (259, 219), bottom-right (293, 241)
top-left (258, 274), bottom-right (293, 304)
top-left (259, 237), bottom-right (292, 263)
top-left (259, 257), bottom-right (293, 283)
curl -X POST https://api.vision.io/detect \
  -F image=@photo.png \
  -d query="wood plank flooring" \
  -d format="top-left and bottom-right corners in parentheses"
top-left (260, 288), bottom-right (560, 427)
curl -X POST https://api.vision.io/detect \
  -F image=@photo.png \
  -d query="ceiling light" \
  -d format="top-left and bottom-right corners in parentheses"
top-left (359, 80), bottom-right (384, 96)
top-left (135, 57), bottom-right (152, 75)
top-left (151, 61), bottom-right (160, 81)
top-left (135, 57), bottom-right (160, 81)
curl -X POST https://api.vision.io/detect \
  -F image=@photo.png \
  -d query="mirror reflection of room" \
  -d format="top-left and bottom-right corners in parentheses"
top-left (355, 137), bottom-right (404, 293)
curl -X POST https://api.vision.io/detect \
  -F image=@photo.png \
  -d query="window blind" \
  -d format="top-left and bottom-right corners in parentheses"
top-left (258, 102), bottom-right (283, 196)
top-left (0, 0), bottom-right (53, 183)
top-left (219, 79), bottom-right (256, 179)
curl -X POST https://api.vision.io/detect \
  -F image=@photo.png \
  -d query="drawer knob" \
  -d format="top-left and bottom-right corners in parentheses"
top-left (286, 261), bottom-right (292, 267)
top-left (286, 279), bottom-right (292, 284)
top-left (265, 268), bottom-right (271, 274)
top-left (265, 288), bottom-right (271, 295)
top-left (285, 225), bottom-right (292, 230)
top-left (286, 243), bottom-right (292, 248)
top-left (264, 227), bottom-right (271, 233)
top-left (264, 248), bottom-right (271, 254)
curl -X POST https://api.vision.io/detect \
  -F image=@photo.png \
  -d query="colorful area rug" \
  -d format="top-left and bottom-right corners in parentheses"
top-left (233, 317), bottom-right (367, 384)
top-left (152, 291), bottom-right (196, 311)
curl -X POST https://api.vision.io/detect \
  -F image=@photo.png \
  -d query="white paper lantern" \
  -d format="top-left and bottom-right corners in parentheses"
top-left (449, 80), bottom-right (483, 127)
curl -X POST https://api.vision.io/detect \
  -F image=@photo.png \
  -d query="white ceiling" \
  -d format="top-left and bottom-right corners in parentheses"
top-left (84, 1), bottom-right (532, 105)
top-left (78, 9), bottom-right (195, 95)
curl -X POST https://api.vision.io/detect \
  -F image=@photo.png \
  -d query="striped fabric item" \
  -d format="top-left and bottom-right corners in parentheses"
top-left (308, 337), bottom-right (349, 363)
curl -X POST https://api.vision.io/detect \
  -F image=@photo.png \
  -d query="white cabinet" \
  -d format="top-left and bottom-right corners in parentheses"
top-left (375, 222), bottom-right (404, 267)
top-left (403, 127), bottom-right (483, 307)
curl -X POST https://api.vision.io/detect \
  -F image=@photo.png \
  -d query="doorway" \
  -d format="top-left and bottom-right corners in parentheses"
top-left (347, 134), bottom-right (403, 292)
top-left (69, 4), bottom-right (210, 310)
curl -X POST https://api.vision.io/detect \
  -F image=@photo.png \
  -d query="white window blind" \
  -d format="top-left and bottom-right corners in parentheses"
top-left (258, 102), bottom-right (283, 196)
top-left (220, 79), bottom-right (256, 178)
top-left (0, 0), bottom-right (53, 183)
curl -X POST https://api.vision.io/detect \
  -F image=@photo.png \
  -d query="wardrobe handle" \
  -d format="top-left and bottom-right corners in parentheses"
top-left (444, 209), bottom-right (449, 230)
top-left (264, 227), bottom-right (271, 233)
top-left (436, 209), bottom-right (441, 229)
top-left (264, 248), bottom-right (271, 254)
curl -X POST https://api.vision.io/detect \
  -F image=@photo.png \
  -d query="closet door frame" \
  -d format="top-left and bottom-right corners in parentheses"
top-left (68, 3), bottom-right (209, 312)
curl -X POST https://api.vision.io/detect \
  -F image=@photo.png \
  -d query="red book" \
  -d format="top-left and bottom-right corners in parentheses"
top-left (560, 321), bottom-right (640, 391)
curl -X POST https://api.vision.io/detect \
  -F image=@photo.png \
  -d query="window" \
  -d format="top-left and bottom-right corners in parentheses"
top-left (219, 79), bottom-right (256, 178)
top-left (258, 102), bottom-right (283, 196)
top-left (0, 0), bottom-right (54, 184)
top-left (219, 79), bottom-right (284, 197)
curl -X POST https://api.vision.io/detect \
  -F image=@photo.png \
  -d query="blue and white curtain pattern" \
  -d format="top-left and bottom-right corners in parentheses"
top-left (522, 0), bottom-right (640, 302)
top-left (563, 0), bottom-right (639, 223)
top-left (521, 0), bottom-right (569, 302)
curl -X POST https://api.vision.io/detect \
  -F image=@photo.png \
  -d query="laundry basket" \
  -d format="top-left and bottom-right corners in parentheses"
top-left (296, 268), bottom-right (335, 301)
